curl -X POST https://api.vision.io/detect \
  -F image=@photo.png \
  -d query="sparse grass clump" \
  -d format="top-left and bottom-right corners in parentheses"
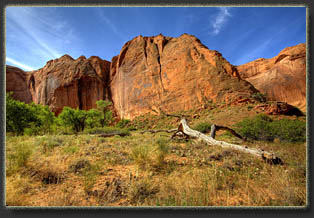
top-left (35, 136), bottom-right (64, 153)
top-left (82, 163), bottom-right (100, 194)
top-left (84, 126), bottom-right (130, 136)
top-left (128, 177), bottom-right (159, 205)
top-left (131, 144), bottom-right (151, 170)
top-left (6, 142), bottom-right (33, 176)
top-left (154, 138), bottom-right (169, 168)
top-left (63, 145), bottom-right (79, 154)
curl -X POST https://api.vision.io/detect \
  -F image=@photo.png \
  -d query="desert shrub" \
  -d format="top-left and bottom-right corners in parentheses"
top-left (6, 93), bottom-right (34, 135)
top-left (58, 107), bottom-right (87, 133)
top-left (236, 114), bottom-right (274, 141)
top-left (82, 163), bottom-right (100, 193)
top-left (96, 100), bottom-right (113, 126)
top-left (128, 177), bottom-right (159, 204)
top-left (131, 144), bottom-right (151, 169)
top-left (35, 136), bottom-right (64, 153)
top-left (193, 122), bottom-right (212, 133)
top-left (63, 145), bottom-right (79, 154)
top-left (6, 93), bottom-right (55, 136)
top-left (155, 138), bottom-right (169, 167)
top-left (24, 123), bottom-right (41, 136)
top-left (269, 118), bottom-right (306, 143)
top-left (7, 142), bottom-right (33, 175)
top-left (29, 103), bottom-right (55, 134)
top-left (251, 92), bottom-right (267, 102)
top-left (85, 109), bottom-right (102, 128)
top-left (116, 119), bottom-right (130, 128)
top-left (236, 114), bottom-right (306, 142)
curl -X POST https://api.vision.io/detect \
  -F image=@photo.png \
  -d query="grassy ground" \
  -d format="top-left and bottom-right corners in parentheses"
top-left (5, 104), bottom-right (307, 207)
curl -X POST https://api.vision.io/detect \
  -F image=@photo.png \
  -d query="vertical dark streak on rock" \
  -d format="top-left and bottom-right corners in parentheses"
top-left (44, 77), bottom-right (48, 105)
top-left (155, 42), bottom-right (165, 92)
top-left (143, 39), bottom-right (148, 62)
top-left (78, 79), bottom-right (83, 110)
top-left (118, 46), bottom-right (128, 68)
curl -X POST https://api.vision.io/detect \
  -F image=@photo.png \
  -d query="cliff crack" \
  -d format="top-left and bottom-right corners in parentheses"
top-left (154, 42), bottom-right (165, 92)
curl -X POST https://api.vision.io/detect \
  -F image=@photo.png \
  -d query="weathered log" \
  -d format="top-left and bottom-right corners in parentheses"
top-left (210, 124), bottom-right (245, 141)
top-left (140, 129), bottom-right (178, 134)
top-left (98, 132), bottom-right (129, 137)
top-left (179, 119), bottom-right (283, 165)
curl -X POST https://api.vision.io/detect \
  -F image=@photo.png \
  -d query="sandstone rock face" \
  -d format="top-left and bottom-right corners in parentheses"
top-left (237, 43), bottom-right (306, 112)
top-left (110, 34), bottom-right (259, 119)
top-left (6, 65), bottom-right (32, 103)
top-left (254, 102), bottom-right (304, 116)
top-left (28, 55), bottom-right (111, 115)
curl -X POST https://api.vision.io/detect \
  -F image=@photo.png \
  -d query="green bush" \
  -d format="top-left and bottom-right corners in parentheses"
top-left (85, 109), bottom-right (102, 128)
top-left (6, 93), bottom-right (55, 135)
top-left (58, 107), bottom-right (87, 133)
top-left (236, 114), bottom-right (274, 141)
top-left (116, 119), bottom-right (131, 128)
top-left (236, 114), bottom-right (306, 142)
top-left (96, 100), bottom-right (113, 126)
top-left (193, 122), bottom-right (212, 133)
top-left (269, 118), bottom-right (306, 143)
top-left (251, 92), bottom-right (267, 102)
top-left (24, 123), bottom-right (41, 136)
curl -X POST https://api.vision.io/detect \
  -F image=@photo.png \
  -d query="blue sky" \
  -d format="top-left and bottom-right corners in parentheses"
top-left (6, 6), bottom-right (306, 71)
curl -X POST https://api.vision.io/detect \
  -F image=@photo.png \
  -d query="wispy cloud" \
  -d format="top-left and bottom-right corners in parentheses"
top-left (6, 7), bottom-right (80, 68)
top-left (6, 57), bottom-right (34, 71)
top-left (211, 7), bottom-right (232, 35)
top-left (233, 38), bottom-right (273, 65)
top-left (233, 15), bottom-right (306, 65)
top-left (96, 9), bottom-right (126, 41)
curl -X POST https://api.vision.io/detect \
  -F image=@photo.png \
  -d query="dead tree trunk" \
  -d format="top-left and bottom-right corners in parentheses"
top-left (209, 124), bottom-right (245, 141)
top-left (177, 119), bottom-right (283, 165)
top-left (140, 129), bottom-right (178, 134)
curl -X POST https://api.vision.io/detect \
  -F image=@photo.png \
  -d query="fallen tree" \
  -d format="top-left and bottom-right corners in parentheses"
top-left (172, 119), bottom-right (283, 165)
top-left (140, 129), bottom-right (178, 134)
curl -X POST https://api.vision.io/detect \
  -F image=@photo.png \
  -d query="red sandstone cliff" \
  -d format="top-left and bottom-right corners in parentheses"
top-left (109, 34), bottom-right (260, 119)
top-left (237, 43), bottom-right (306, 112)
top-left (28, 55), bottom-right (111, 115)
top-left (6, 65), bottom-right (32, 103)
top-left (6, 35), bottom-right (305, 119)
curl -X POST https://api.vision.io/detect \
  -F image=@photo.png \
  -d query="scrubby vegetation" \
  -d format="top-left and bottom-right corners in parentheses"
top-left (5, 95), bottom-right (307, 207)
top-left (193, 122), bottom-right (213, 134)
top-left (235, 114), bottom-right (306, 143)
top-left (6, 93), bottom-right (55, 135)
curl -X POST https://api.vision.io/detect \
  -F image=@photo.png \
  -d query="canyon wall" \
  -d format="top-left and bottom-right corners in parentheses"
top-left (110, 34), bottom-right (259, 119)
top-left (237, 43), bottom-right (306, 111)
top-left (6, 35), bottom-right (306, 118)
top-left (27, 55), bottom-right (111, 115)
top-left (6, 65), bottom-right (32, 103)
